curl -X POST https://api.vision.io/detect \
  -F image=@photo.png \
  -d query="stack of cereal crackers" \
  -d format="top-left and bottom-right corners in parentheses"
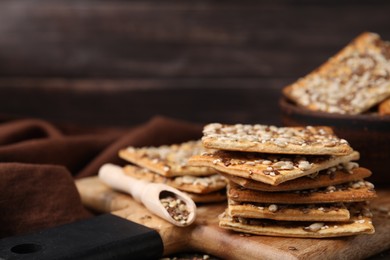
top-left (118, 140), bottom-right (227, 203)
top-left (189, 123), bottom-right (377, 238)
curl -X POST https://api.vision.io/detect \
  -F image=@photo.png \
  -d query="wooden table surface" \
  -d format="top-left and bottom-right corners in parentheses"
top-left (76, 177), bottom-right (390, 260)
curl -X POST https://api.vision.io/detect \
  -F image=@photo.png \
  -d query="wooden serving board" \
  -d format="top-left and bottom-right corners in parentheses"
top-left (76, 177), bottom-right (390, 260)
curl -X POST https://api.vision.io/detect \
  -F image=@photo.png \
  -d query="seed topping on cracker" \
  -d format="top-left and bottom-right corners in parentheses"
top-left (283, 32), bottom-right (390, 114)
top-left (202, 123), bottom-right (353, 155)
top-left (199, 122), bottom-right (377, 238)
top-left (219, 211), bottom-right (374, 238)
top-left (189, 149), bottom-right (359, 185)
top-left (119, 140), bottom-right (216, 177)
top-left (220, 166), bottom-right (371, 192)
top-left (227, 180), bottom-right (376, 204)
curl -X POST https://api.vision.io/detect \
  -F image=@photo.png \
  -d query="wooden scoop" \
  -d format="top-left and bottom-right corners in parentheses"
top-left (98, 163), bottom-right (196, 227)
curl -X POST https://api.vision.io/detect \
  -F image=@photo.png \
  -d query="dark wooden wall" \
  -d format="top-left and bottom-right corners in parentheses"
top-left (0, 0), bottom-right (390, 126)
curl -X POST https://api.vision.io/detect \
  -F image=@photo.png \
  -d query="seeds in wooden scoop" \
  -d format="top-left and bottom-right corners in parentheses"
top-left (160, 192), bottom-right (191, 225)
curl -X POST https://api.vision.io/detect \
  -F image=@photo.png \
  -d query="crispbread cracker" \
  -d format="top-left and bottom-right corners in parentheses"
top-left (123, 165), bottom-right (226, 194)
top-left (119, 140), bottom-right (216, 177)
top-left (227, 200), bottom-right (351, 222)
top-left (188, 150), bottom-right (359, 185)
top-left (283, 32), bottom-right (390, 115)
top-left (201, 123), bottom-right (353, 155)
top-left (198, 122), bottom-right (377, 238)
top-left (227, 181), bottom-right (376, 204)
top-left (219, 211), bottom-right (374, 238)
top-left (220, 166), bottom-right (371, 192)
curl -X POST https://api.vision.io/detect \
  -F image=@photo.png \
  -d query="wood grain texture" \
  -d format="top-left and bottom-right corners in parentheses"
top-left (0, 1), bottom-right (389, 126)
top-left (75, 177), bottom-right (390, 259)
top-left (0, 1), bottom-right (389, 78)
top-left (0, 78), bottom-right (289, 126)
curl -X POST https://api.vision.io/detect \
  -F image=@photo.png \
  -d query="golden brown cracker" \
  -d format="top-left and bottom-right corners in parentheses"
top-left (189, 150), bottom-right (360, 185)
top-left (219, 211), bottom-right (374, 238)
top-left (283, 32), bottom-right (390, 115)
top-left (227, 181), bottom-right (376, 204)
top-left (201, 123), bottom-right (353, 155)
top-left (123, 165), bottom-right (226, 194)
top-left (220, 166), bottom-right (371, 192)
top-left (119, 140), bottom-right (216, 177)
top-left (227, 201), bottom-right (351, 222)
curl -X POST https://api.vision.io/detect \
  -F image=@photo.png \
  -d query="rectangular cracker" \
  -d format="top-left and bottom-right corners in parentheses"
top-left (227, 181), bottom-right (376, 204)
top-left (227, 200), bottom-right (352, 222)
top-left (220, 166), bottom-right (371, 192)
top-left (119, 140), bottom-right (216, 177)
top-left (123, 165), bottom-right (226, 194)
top-left (219, 211), bottom-right (374, 238)
top-left (283, 32), bottom-right (390, 115)
top-left (188, 150), bottom-right (360, 185)
top-left (201, 123), bottom-right (353, 155)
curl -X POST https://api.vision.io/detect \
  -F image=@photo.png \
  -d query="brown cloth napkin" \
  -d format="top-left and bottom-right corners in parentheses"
top-left (0, 116), bottom-right (202, 238)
